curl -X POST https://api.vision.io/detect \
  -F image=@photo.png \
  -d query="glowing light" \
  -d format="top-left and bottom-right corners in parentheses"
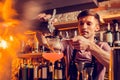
top-left (9, 35), bottom-right (14, 41)
top-left (0, 0), bottom-right (23, 80)
top-left (2, 0), bottom-right (18, 22)
top-left (0, 52), bottom-right (2, 59)
top-left (0, 39), bottom-right (8, 49)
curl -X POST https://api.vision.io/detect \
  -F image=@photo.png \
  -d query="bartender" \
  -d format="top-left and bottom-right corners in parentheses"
top-left (37, 9), bottom-right (111, 80)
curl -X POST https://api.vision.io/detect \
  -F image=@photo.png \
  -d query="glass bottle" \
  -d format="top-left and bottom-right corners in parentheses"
top-left (38, 62), bottom-right (42, 80)
top-left (57, 60), bottom-right (64, 80)
top-left (54, 61), bottom-right (58, 80)
top-left (27, 59), bottom-right (34, 80)
top-left (22, 59), bottom-right (28, 80)
top-left (41, 60), bottom-right (48, 80)
top-left (33, 61), bottom-right (39, 80)
top-left (105, 23), bottom-right (113, 47)
top-left (48, 62), bottom-right (53, 80)
top-left (113, 23), bottom-right (120, 47)
top-left (32, 33), bottom-right (39, 53)
top-left (18, 63), bottom-right (23, 80)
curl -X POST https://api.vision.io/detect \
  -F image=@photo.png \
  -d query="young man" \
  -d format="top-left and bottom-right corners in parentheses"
top-left (37, 10), bottom-right (111, 80)
top-left (66, 10), bottom-right (111, 80)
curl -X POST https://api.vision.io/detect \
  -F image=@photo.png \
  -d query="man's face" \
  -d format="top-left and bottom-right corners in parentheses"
top-left (78, 16), bottom-right (99, 39)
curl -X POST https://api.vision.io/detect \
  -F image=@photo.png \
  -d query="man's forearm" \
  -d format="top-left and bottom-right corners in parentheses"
top-left (88, 42), bottom-right (110, 68)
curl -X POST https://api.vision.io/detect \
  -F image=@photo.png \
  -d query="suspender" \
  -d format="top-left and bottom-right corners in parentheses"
top-left (68, 49), bottom-right (78, 80)
top-left (91, 56), bottom-right (98, 80)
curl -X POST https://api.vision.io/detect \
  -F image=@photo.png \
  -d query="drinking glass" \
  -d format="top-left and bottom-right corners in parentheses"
top-left (76, 62), bottom-right (85, 80)
top-left (42, 37), bottom-right (64, 80)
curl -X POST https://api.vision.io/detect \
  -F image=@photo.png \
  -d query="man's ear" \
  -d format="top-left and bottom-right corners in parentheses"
top-left (95, 25), bottom-right (100, 31)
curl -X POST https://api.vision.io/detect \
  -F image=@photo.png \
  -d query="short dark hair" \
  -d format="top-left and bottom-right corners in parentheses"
top-left (77, 10), bottom-right (101, 24)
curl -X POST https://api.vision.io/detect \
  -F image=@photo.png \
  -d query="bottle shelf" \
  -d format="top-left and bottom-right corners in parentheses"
top-left (17, 52), bottom-right (42, 58)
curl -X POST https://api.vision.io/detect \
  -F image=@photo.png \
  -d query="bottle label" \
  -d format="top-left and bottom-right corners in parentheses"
top-left (49, 65), bottom-right (53, 72)
top-left (106, 33), bottom-right (113, 42)
top-left (22, 68), bottom-right (28, 80)
top-left (58, 70), bottom-right (63, 79)
top-left (34, 66), bottom-right (38, 78)
top-left (54, 69), bottom-right (58, 79)
top-left (38, 69), bottom-right (42, 78)
top-left (34, 42), bottom-right (39, 52)
top-left (42, 67), bottom-right (47, 79)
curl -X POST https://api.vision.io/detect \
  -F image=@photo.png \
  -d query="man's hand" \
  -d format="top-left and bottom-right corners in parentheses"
top-left (36, 13), bottom-right (57, 23)
top-left (34, 13), bottom-right (57, 33)
top-left (36, 13), bottom-right (51, 22)
top-left (72, 36), bottom-right (90, 51)
top-left (36, 31), bottom-right (63, 51)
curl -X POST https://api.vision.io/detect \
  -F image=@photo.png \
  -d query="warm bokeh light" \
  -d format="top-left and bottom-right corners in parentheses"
top-left (2, 0), bottom-right (19, 24)
top-left (0, 39), bottom-right (8, 49)
top-left (9, 35), bottom-right (14, 41)
top-left (0, 52), bottom-right (2, 58)
top-left (0, 0), bottom-right (29, 80)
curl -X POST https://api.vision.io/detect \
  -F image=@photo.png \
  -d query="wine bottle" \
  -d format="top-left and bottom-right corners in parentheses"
top-left (61, 58), bottom-right (66, 80)
top-left (18, 63), bottom-right (23, 80)
top-left (22, 59), bottom-right (28, 80)
top-left (34, 64), bottom-right (38, 80)
top-left (32, 33), bottom-right (39, 53)
top-left (113, 23), bottom-right (120, 47)
top-left (57, 60), bottom-right (64, 80)
top-left (38, 62), bottom-right (42, 80)
top-left (74, 30), bottom-right (78, 37)
top-left (105, 23), bottom-right (113, 47)
top-left (65, 31), bottom-right (70, 40)
top-left (27, 59), bottom-right (34, 80)
top-left (48, 62), bottom-right (53, 80)
top-left (59, 31), bottom-right (63, 40)
top-left (41, 61), bottom-right (48, 80)
top-left (54, 61), bottom-right (58, 80)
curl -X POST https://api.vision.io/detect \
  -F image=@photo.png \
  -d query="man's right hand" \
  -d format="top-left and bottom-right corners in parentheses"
top-left (36, 13), bottom-right (57, 23)
top-left (36, 13), bottom-right (51, 22)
